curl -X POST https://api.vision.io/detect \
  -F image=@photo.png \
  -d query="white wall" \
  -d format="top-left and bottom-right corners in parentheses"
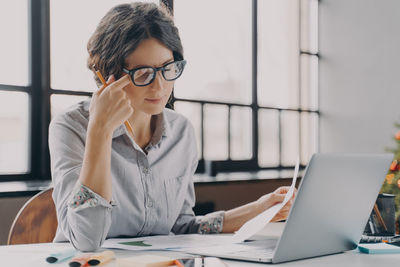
top-left (319, 0), bottom-right (400, 153)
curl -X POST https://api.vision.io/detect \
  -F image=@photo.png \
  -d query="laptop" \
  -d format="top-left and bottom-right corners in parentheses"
top-left (195, 153), bottom-right (393, 263)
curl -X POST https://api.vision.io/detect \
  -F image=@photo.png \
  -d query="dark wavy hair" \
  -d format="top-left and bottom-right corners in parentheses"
top-left (87, 2), bottom-right (184, 87)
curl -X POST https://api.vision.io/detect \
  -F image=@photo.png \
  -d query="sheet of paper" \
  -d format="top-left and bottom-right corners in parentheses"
top-left (102, 234), bottom-right (234, 251)
top-left (171, 238), bottom-right (278, 255)
top-left (231, 158), bottom-right (299, 243)
top-left (249, 222), bottom-right (285, 240)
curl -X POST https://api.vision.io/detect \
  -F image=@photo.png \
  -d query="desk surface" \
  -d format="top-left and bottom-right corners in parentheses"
top-left (1, 242), bottom-right (400, 267)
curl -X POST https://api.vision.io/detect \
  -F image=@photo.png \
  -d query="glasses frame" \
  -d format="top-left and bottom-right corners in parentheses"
top-left (122, 60), bottom-right (187, 87)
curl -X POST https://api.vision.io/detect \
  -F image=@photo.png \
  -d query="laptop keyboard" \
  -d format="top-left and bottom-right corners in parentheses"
top-left (359, 235), bottom-right (395, 243)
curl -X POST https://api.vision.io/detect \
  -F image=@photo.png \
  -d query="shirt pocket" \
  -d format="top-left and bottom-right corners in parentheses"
top-left (163, 174), bottom-right (188, 221)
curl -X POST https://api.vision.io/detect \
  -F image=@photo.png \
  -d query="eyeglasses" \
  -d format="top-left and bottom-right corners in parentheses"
top-left (122, 60), bottom-right (187, 87)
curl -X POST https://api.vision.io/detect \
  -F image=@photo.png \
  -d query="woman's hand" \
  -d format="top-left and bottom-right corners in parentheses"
top-left (222, 186), bottom-right (297, 232)
top-left (256, 186), bottom-right (297, 222)
top-left (88, 74), bottom-right (133, 135)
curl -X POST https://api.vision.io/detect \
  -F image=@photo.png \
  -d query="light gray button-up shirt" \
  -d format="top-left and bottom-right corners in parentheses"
top-left (49, 99), bottom-right (224, 252)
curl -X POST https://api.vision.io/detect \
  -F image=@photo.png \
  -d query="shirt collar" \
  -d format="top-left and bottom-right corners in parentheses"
top-left (112, 124), bottom-right (126, 139)
top-left (111, 110), bottom-right (170, 143)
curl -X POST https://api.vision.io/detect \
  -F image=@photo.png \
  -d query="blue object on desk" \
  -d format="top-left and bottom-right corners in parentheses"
top-left (358, 243), bottom-right (400, 254)
top-left (46, 248), bottom-right (76, 263)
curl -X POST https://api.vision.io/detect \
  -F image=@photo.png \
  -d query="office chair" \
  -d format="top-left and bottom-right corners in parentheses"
top-left (7, 188), bottom-right (58, 245)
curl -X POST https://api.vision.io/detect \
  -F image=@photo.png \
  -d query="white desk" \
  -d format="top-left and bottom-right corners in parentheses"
top-left (1, 242), bottom-right (400, 267)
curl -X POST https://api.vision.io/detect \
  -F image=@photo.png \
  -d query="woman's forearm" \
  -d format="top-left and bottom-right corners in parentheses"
top-left (78, 122), bottom-right (113, 202)
top-left (222, 200), bottom-right (262, 233)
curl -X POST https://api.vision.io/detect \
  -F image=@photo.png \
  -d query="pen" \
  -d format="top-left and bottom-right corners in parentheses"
top-left (87, 250), bottom-right (115, 266)
top-left (174, 259), bottom-right (185, 267)
top-left (46, 248), bottom-right (76, 263)
top-left (373, 204), bottom-right (388, 231)
top-left (388, 235), bottom-right (400, 243)
top-left (94, 70), bottom-right (135, 138)
top-left (69, 253), bottom-right (93, 267)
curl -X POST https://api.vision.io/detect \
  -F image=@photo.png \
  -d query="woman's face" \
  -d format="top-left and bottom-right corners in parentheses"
top-left (123, 38), bottom-right (175, 116)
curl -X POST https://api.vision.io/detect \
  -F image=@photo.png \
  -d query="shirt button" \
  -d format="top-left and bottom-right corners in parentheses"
top-left (147, 200), bottom-right (153, 207)
top-left (143, 167), bottom-right (150, 175)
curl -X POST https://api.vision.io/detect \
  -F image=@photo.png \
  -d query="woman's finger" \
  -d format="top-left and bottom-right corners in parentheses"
top-left (107, 74), bottom-right (115, 83)
top-left (98, 74), bottom-right (130, 95)
top-left (109, 74), bottom-right (131, 89)
top-left (272, 193), bottom-right (285, 204)
top-left (277, 186), bottom-right (291, 193)
top-left (95, 84), bottom-right (107, 96)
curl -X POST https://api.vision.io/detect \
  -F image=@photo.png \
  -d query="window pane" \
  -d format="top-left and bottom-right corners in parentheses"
top-left (281, 111), bottom-right (300, 166)
top-left (0, 0), bottom-right (29, 86)
top-left (174, 0), bottom-right (252, 104)
top-left (300, 54), bottom-right (318, 110)
top-left (231, 106), bottom-right (252, 160)
top-left (50, 0), bottom-right (158, 91)
top-left (300, 0), bottom-right (318, 53)
top-left (51, 94), bottom-right (89, 119)
top-left (204, 104), bottom-right (228, 160)
top-left (174, 101), bottom-right (202, 159)
top-left (258, 0), bottom-right (299, 109)
top-left (258, 109), bottom-right (279, 167)
top-left (300, 112), bottom-right (318, 165)
top-left (0, 91), bottom-right (29, 174)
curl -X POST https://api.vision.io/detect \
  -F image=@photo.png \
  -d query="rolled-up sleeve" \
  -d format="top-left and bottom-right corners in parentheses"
top-left (49, 114), bottom-right (114, 252)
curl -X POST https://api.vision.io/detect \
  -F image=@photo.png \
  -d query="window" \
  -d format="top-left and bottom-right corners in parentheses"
top-left (0, 1), bottom-right (29, 86)
top-left (173, 0), bottom-right (319, 175)
top-left (0, 0), bottom-right (30, 175)
top-left (0, 0), bottom-right (318, 181)
top-left (0, 92), bottom-right (29, 174)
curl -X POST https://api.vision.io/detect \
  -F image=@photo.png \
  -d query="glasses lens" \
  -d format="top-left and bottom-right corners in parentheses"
top-left (133, 68), bottom-right (154, 85)
top-left (163, 61), bottom-right (185, 81)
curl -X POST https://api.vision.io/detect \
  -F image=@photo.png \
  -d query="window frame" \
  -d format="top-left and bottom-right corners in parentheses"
top-left (0, 0), bottom-right (319, 181)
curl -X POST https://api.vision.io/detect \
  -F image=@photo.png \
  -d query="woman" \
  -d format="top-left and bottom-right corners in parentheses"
top-left (49, 2), bottom-right (294, 252)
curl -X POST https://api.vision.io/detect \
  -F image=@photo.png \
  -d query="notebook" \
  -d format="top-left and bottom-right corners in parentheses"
top-left (358, 243), bottom-right (400, 254)
top-left (192, 153), bottom-right (393, 263)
